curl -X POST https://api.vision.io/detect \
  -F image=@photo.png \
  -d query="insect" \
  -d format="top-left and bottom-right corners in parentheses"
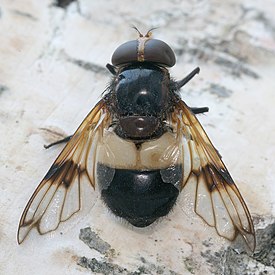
top-left (18, 29), bottom-right (255, 251)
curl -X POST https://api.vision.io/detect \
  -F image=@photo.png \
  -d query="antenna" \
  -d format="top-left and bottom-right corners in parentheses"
top-left (131, 26), bottom-right (158, 37)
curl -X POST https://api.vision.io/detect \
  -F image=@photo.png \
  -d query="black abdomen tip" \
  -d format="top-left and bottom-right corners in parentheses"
top-left (97, 164), bottom-right (180, 227)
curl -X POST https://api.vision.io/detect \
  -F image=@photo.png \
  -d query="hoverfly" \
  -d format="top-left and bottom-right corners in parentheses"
top-left (18, 29), bottom-right (255, 251)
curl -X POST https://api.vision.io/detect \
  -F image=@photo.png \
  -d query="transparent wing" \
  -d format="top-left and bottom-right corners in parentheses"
top-left (174, 100), bottom-right (255, 251)
top-left (17, 100), bottom-right (110, 244)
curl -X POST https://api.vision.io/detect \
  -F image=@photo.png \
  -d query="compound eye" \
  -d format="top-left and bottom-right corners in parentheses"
top-left (144, 39), bottom-right (176, 67)
top-left (112, 40), bottom-right (138, 67)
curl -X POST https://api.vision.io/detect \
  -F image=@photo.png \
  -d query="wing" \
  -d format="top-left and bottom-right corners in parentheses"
top-left (173, 100), bottom-right (256, 251)
top-left (17, 99), bottom-right (110, 244)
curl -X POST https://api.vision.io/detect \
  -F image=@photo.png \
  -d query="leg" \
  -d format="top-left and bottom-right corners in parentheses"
top-left (176, 67), bottom-right (200, 89)
top-left (106, 63), bottom-right (117, 75)
top-left (190, 107), bottom-right (209, 114)
top-left (44, 135), bottom-right (73, 149)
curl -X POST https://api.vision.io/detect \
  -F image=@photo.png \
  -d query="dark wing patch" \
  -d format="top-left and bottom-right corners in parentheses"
top-left (17, 100), bottom-right (109, 244)
top-left (174, 100), bottom-right (255, 251)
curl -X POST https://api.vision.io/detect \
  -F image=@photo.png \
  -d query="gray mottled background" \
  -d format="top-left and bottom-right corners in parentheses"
top-left (0, 0), bottom-right (274, 274)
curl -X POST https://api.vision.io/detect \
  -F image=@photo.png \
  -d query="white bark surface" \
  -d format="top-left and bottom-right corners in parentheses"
top-left (0, 0), bottom-right (274, 274)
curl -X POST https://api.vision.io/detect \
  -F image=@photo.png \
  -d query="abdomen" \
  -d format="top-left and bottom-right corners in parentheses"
top-left (96, 130), bottom-right (182, 227)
